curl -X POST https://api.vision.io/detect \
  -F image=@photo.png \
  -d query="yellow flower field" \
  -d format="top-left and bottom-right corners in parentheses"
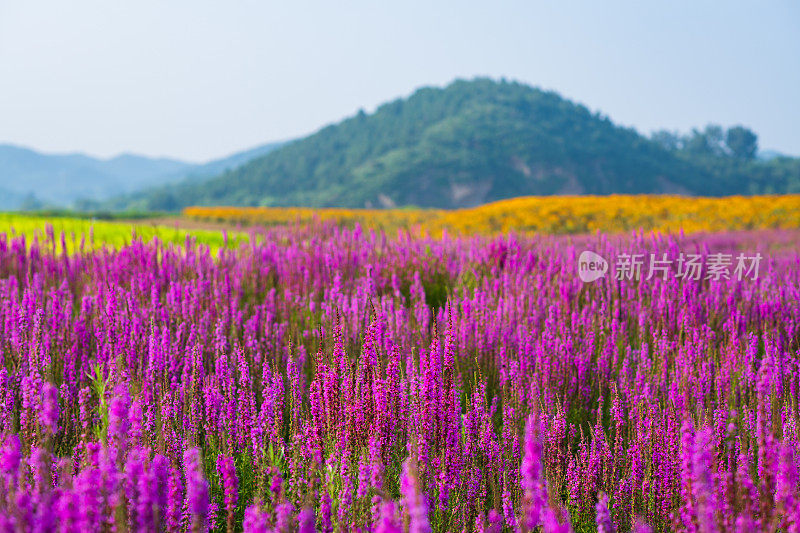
top-left (184, 195), bottom-right (800, 236)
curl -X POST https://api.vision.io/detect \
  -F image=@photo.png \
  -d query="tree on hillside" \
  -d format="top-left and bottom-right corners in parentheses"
top-left (725, 126), bottom-right (758, 160)
top-left (685, 125), bottom-right (726, 156)
top-left (651, 130), bottom-right (682, 151)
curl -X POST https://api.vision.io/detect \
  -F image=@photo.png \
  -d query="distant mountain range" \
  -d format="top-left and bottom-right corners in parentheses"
top-left (3, 78), bottom-right (799, 212)
top-left (0, 142), bottom-right (283, 210)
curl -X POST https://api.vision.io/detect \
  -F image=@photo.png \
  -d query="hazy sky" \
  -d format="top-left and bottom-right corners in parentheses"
top-left (1, 0), bottom-right (798, 162)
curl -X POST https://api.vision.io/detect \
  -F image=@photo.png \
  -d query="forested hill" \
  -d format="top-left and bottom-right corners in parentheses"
top-left (124, 78), bottom-right (800, 210)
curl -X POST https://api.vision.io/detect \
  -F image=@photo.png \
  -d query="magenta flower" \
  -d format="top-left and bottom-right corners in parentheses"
top-left (183, 448), bottom-right (209, 532)
top-left (400, 457), bottom-right (431, 533)
top-left (375, 500), bottom-right (402, 533)
top-left (39, 382), bottom-right (59, 434)
top-left (275, 502), bottom-right (295, 532)
top-left (108, 383), bottom-right (130, 445)
top-left (166, 466), bottom-right (185, 533)
top-left (0, 434), bottom-right (21, 485)
top-left (243, 504), bottom-right (270, 533)
top-left (595, 493), bottom-right (614, 533)
top-left (297, 507), bottom-right (315, 533)
top-left (521, 414), bottom-right (546, 530)
top-left (216, 455), bottom-right (238, 522)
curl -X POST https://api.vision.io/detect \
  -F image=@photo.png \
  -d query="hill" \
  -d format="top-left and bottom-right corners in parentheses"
top-left (0, 142), bottom-right (284, 210)
top-left (0, 145), bottom-right (191, 209)
top-left (123, 78), bottom-right (800, 211)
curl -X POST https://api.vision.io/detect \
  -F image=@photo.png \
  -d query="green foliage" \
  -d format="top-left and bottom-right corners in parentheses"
top-left (651, 123), bottom-right (800, 194)
top-left (725, 125), bottom-right (758, 160)
top-left (88, 365), bottom-right (111, 443)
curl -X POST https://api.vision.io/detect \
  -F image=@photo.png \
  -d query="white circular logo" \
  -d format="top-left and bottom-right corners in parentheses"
top-left (578, 251), bottom-right (608, 282)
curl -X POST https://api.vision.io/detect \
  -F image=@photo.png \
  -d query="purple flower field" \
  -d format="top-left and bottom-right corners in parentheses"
top-left (0, 224), bottom-right (799, 532)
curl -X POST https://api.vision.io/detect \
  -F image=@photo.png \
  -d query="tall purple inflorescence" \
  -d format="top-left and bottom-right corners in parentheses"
top-left (297, 506), bottom-right (315, 533)
top-left (108, 383), bottom-right (130, 447)
top-left (401, 457), bottom-right (431, 533)
top-left (275, 501), bottom-right (295, 533)
top-left (375, 500), bottom-right (403, 533)
top-left (216, 454), bottom-right (238, 528)
top-left (166, 466), bottom-right (184, 533)
top-left (521, 414), bottom-right (547, 530)
top-left (39, 382), bottom-right (59, 435)
top-left (0, 434), bottom-right (21, 486)
top-left (183, 447), bottom-right (209, 533)
top-left (242, 505), bottom-right (270, 533)
top-left (596, 493), bottom-right (615, 533)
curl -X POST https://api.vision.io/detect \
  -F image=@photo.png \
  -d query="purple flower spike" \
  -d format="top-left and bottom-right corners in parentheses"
top-left (40, 382), bottom-right (59, 434)
top-left (400, 457), bottom-right (431, 533)
top-left (183, 447), bottom-right (209, 532)
top-left (595, 493), bottom-right (615, 533)
top-left (166, 466), bottom-right (185, 533)
top-left (243, 505), bottom-right (270, 533)
top-left (0, 435), bottom-right (21, 485)
top-left (216, 454), bottom-right (238, 524)
top-left (108, 383), bottom-right (131, 446)
top-left (275, 501), bottom-right (295, 533)
top-left (297, 507), bottom-right (315, 533)
top-left (521, 414), bottom-right (546, 530)
top-left (375, 500), bottom-right (402, 533)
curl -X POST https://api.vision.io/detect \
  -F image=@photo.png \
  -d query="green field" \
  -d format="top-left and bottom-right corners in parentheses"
top-left (0, 213), bottom-right (241, 252)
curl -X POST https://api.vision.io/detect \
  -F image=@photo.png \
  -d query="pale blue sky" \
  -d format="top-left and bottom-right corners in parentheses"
top-left (0, 0), bottom-right (797, 162)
